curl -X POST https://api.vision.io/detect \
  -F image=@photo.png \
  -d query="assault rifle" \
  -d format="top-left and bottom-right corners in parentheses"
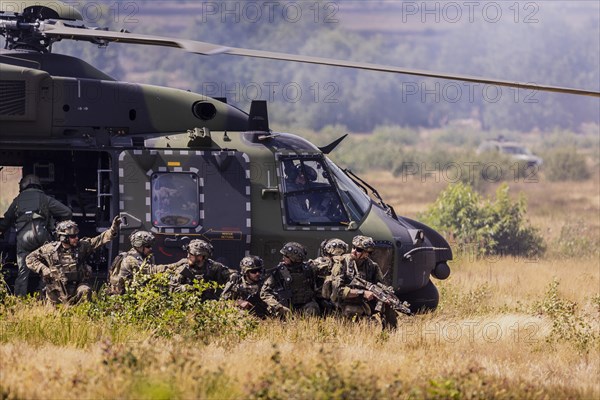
top-left (351, 276), bottom-right (413, 316)
top-left (45, 269), bottom-right (72, 304)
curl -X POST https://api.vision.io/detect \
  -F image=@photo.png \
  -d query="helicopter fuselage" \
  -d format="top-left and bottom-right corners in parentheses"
top-left (0, 50), bottom-right (452, 310)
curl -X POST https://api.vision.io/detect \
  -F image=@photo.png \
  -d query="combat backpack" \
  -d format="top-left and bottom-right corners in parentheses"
top-left (108, 251), bottom-right (128, 282)
top-left (15, 192), bottom-right (52, 252)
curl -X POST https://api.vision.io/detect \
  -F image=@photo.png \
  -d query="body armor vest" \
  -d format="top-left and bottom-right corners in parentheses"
top-left (288, 263), bottom-right (315, 305)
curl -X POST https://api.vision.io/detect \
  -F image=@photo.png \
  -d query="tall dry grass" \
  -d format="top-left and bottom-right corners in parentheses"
top-left (1, 161), bottom-right (598, 399)
top-left (1, 256), bottom-right (598, 399)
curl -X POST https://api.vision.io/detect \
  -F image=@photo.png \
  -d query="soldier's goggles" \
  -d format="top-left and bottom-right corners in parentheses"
top-left (68, 234), bottom-right (79, 239)
top-left (353, 247), bottom-right (365, 253)
top-left (247, 269), bottom-right (262, 274)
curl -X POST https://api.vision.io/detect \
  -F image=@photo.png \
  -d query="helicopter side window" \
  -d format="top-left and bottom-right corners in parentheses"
top-left (151, 173), bottom-right (200, 228)
top-left (280, 158), bottom-right (348, 226)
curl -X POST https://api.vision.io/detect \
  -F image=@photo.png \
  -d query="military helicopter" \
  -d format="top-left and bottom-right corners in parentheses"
top-left (1, 1), bottom-right (598, 310)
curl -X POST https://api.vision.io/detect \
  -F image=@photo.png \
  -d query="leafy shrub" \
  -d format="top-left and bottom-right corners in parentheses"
top-left (81, 273), bottom-right (257, 341)
top-left (419, 182), bottom-right (546, 257)
top-left (542, 147), bottom-right (590, 181)
top-left (533, 279), bottom-right (599, 355)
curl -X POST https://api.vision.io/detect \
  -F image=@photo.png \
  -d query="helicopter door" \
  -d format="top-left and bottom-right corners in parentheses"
top-left (118, 149), bottom-right (251, 267)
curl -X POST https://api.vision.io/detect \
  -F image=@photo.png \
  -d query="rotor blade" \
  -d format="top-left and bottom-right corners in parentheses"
top-left (42, 22), bottom-right (600, 98)
top-left (40, 21), bottom-right (231, 55)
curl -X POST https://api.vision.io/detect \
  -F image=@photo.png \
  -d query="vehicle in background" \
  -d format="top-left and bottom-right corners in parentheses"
top-left (477, 137), bottom-right (543, 167)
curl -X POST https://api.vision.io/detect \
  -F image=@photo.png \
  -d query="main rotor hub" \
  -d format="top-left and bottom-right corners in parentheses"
top-left (0, 3), bottom-right (85, 52)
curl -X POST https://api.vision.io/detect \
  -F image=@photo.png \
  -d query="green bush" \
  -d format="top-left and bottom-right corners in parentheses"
top-left (419, 182), bottom-right (546, 257)
top-left (80, 273), bottom-right (258, 341)
top-left (542, 147), bottom-right (590, 181)
top-left (533, 279), bottom-right (599, 355)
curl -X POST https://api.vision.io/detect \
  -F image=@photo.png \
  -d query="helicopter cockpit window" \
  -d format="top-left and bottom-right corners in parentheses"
top-left (280, 158), bottom-right (348, 226)
top-left (151, 173), bottom-right (200, 228)
top-left (325, 157), bottom-right (371, 222)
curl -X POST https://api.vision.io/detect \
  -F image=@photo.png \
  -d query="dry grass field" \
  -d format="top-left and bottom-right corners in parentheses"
top-left (1, 170), bottom-right (599, 399)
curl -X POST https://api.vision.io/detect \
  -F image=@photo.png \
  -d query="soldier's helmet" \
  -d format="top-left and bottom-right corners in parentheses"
top-left (55, 220), bottom-right (79, 241)
top-left (297, 164), bottom-right (317, 182)
top-left (19, 174), bottom-right (41, 190)
top-left (280, 242), bottom-right (308, 263)
top-left (129, 231), bottom-right (155, 248)
top-left (352, 235), bottom-right (376, 253)
top-left (187, 239), bottom-right (213, 257)
top-left (240, 255), bottom-right (264, 273)
top-left (323, 238), bottom-right (349, 257)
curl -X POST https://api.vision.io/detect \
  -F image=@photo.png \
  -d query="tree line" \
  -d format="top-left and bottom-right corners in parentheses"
top-left (51, 0), bottom-right (600, 132)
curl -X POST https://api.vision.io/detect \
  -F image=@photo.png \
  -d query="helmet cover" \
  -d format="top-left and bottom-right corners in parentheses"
top-left (352, 235), bottom-right (375, 252)
top-left (187, 239), bottom-right (213, 256)
top-left (129, 231), bottom-right (155, 248)
top-left (280, 241), bottom-right (307, 263)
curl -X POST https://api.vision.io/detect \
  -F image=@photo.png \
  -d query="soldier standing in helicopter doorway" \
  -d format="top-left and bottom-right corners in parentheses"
top-left (0, 174), bottom-right (72, 296)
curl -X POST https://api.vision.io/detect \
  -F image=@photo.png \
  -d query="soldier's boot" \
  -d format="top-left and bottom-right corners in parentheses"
top-left (298, 300), bottom-right (321, 317)
top-left (380, 306), bottom-right (398, 331)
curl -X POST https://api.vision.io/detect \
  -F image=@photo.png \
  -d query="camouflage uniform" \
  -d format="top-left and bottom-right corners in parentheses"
top-left (109, 250), bottom-right (170, 294)
top-left (221, 256), bottom-right (268, 318)
top-left (108, 231), bottom-right (169, 295)
top-left (25, 217), bottom-right (120, 305)
top-left (0, 175), bottom-right (72, 296)
top-left (260, 242), bottom-right (320, 317)
top-left (169, 239), bottom-right (233, 299)
top-left (310, 238), bottom-right (348, 314)
top-left (330, 236), bottom-right (397, 329)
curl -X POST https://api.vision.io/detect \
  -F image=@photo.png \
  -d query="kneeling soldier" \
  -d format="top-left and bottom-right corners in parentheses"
top-left (260, 242), bottom-right (320, 318)
top-left (310, 238), bottom-right (349, 314)
top-left (108, 230), bottom-right (171, 294)
top-left (330, 235), bottom-right (398, 329)
top-left (26, 216), bottom-right (121, 305)
top-left (221, 255), bottom-right (268, 318)
top-left (169, 239), bottom-right (233, 299)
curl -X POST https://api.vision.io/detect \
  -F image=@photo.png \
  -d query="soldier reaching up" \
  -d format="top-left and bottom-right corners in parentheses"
top-left (25, 216), bottom-right (121, 305)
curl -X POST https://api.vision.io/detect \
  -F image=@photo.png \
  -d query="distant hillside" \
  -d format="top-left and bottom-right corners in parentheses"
top-left (18, 1), bottom-right (600, 131)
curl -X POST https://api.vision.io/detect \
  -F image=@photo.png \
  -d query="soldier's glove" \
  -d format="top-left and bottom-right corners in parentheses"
top-left (109, 216), bottom-right (122, 235)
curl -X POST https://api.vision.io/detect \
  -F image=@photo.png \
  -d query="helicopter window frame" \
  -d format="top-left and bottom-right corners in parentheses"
top-left (150, 172), bottom-right (201, 228)
top-left (277, 155), bottom-right (351, 228)
top-left (324, 157), bottom-right (371, 222)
